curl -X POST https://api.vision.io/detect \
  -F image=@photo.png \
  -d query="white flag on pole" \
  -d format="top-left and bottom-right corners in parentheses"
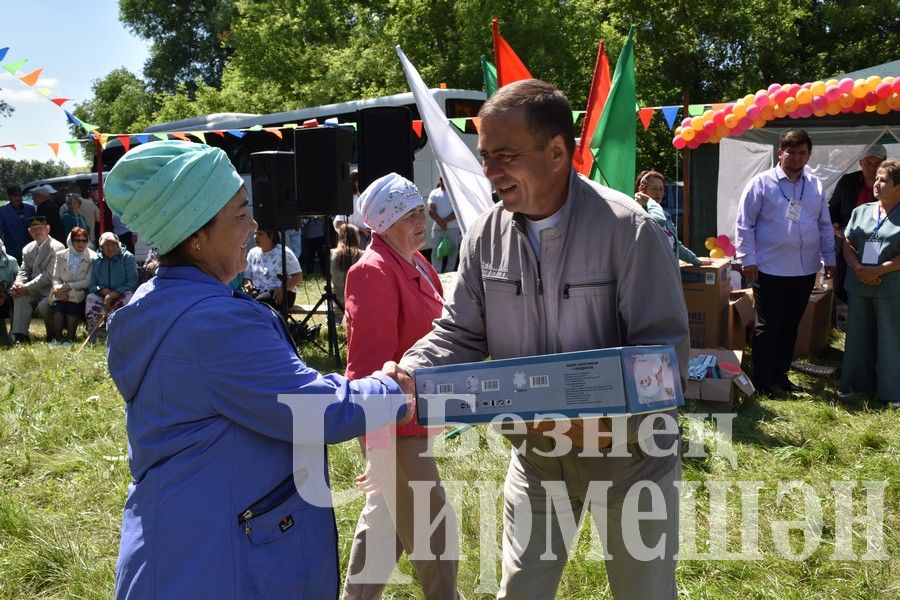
top-left (396, 45), bottom-right (494, 234)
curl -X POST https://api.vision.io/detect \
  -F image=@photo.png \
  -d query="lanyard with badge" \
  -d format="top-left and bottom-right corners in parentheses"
top-left (862, 204), bottom-right (898, 265)
top-left (780, 177), bottom-right (806, 223)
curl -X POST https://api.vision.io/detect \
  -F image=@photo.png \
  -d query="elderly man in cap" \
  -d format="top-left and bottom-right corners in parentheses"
top-left (9, 215), bottom-right (66, 342)
top-left (829, 143), bottom-right (889, 302)
top-left (30, 184), bottom-right (67, 244)
top-left (0, 185), bottom-right (37, 261)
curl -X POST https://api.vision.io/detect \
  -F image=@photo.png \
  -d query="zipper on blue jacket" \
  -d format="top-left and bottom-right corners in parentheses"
top-left (483, 275), bottom-right (521, 295)
top-left (237, 473), bottom-right (299, 534)
top-left (563, 279), bottom-right (616, 299)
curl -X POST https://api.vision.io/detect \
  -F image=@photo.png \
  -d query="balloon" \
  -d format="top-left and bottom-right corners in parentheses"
top-left (675, 125), bottom-right (684, 135)
top-left (813, 108), bottom-right (828, 118)
top-left (702, 120), bottom-right (717, 136)
top-left (686, 139), bottom-right (700, 150)
top-left (783, 97), bottom-right (798, 112)
top-left (732, 103), bottom-right (747, 119)
top-left (712, 110), bottom-right (726, 126)
top-left (682, 117), bottom-right (693, 128)
top-left (824, 85), bottom-right (841, 102)
top-left (704, 237), bottom-right (718, 250)
top-left (738, 116), bottom-right (753, 130)
top-left (825, 79), bottom-right (840, 88)
top-left (746, 104), bottom-right (761, 120)
top-left (797, 104), bottom-right (814, 118)
top-left (851, 99), bottom-right (867, 113)
top-left (743, 94), bottom-right (756, 105)
top-left (774, 104), bottom-right (789, 118)
top-left (865, 103), bottom-right (876, 113)
top-left (826, 101), bottom-right (841, 116)
top-left (810, 95), bottom-right (827, 111)
top-left (840, 93), bottom-right (855, 109)
top-left (723, 243), bottom-right (736, 258)
top-left (755, 91), bottom-right (770, 107)
top-left (810, 81), bottom-right (826, 96)
top-left (876, 81), bottom-right (892, 99)
top-left (692, 118), bottom-right (706, 132)
top-left (703, 109), bottom-right (715, 121)
top-left (673, 135), bottom-right (686, 150)
top-left (760, 104), bottom-right (776, 120)
top-left (767, 83), bottom-right (782, 94)
top-left (716, 124), bottom-right (730, 137)
top-left (724, 113), bottom-right (738, 129)
top-left (866, 75), bottom-right (882, 89)
top-left (681, 127), bottom-right (696, 141)
top-left (709, 247), bottom-right (725, 259)
top-left (785, 83), bottom-right (802, 96)
top-left (893, 79), bottom-right (900, 94)
top-left (796, 88), bottom-right (812, 105)
top-left (708, 135), bottom-right (721, 144)
top-left (773, 89), bottom-right (788, 104)
top-left (839, 78), bottom-right (855, 94)
top-left (875, 99), bottom-right (891, 115)
top-left (864, 91), bottom-right (879, 106)
top-left (752, 117), bottom-right (767, 128)
top-left (716, 234), bottom-right (730, 247)
top-left (851, 80), bottom-right (868, 99)
top-left (890, 93), bottom-right (900, 111)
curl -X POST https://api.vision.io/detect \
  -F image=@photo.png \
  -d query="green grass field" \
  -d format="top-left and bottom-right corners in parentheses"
top-left (0, 279), bottom-right (896, 599)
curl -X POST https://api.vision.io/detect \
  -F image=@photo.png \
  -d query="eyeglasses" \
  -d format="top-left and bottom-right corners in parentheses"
top-left (72, 238), bottom-right (89, 243)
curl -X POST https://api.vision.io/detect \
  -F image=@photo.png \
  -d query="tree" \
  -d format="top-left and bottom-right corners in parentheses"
top-left (0, 158), bottom-right (69, 199)
top-left (0, 94), bottom-right (12, 119)
top-left (119, 0), bottom-right (238, 94)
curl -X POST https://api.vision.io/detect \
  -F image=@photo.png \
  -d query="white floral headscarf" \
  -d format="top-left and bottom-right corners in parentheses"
top-left (357, 172), bottom-right (424, 234)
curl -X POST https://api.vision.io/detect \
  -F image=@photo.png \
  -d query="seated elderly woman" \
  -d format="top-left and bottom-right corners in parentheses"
top-left (242, 228), bottom-right (303, 311)
top-left (48, 227), bottom-right (96, 345)
top-left (85, 231), bottom-right (139, 340)
top-left (102, 140), bottom-right (413, 599)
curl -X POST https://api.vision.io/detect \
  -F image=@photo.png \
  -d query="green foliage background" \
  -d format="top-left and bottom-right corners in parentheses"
top-left (70, 0), bottom-right (899, 177)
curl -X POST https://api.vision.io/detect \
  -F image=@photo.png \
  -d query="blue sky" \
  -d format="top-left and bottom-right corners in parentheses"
top-left (0, 1), bottom-right (150, 168)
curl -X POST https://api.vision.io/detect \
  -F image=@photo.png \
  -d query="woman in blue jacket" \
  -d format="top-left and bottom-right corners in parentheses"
top-left (103, 140), bottom-right (413, 599)
top-left (85, 231), bottom-right (139, 338)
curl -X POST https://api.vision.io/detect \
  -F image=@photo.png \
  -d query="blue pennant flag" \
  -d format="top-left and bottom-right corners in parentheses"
top-left (661, 106), bottom-right (680, 130)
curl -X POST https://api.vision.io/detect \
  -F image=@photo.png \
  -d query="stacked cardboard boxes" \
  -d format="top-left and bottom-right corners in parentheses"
top-left (680, 258), bottom-right (732, 348)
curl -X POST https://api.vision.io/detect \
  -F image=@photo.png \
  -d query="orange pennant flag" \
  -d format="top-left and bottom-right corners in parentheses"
top-left (19, 68), bottom-right (43, 86)
top-left (573, 40), bottom-right (611, 176)
top-left (638, 107), bottom-right (655, 130)
top-left (171, 132), bottom-right (190, 142)
top-left (470, 117), bottom-right (481, 132)
top-left (117, 135), bottom-right (131, 152)
top-left (263, 127), bottom-right (283, 139)
top-left (411, 120), bottom-right (423, 137)
top-left (491, 17), bottom-right (532, 87)
top-left (51, 97), bottom-right (71, 107)
top-left (48, 142), bottom-right (59, 156)
top-left (210, 130), bottom-right (225, 137)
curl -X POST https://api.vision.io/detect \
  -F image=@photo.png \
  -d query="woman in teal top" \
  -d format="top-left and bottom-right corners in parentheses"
top-left (841, 159), bottom-right (900, 405)
top-left (634, 170), bottom-right (709, 266)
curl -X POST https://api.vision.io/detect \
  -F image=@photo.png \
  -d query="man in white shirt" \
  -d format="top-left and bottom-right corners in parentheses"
top-left (427, 177), bottom-right (460, 272)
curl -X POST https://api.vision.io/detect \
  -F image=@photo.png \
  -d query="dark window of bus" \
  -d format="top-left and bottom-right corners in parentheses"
top-left (446, 99), bottom-right (484, 134)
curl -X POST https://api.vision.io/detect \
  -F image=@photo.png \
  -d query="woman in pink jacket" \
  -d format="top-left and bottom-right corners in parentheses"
top-left (342, 173), bottom-right (461, 599)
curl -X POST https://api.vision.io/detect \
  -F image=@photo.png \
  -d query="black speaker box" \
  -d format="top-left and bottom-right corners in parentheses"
top-left (250, 151), bottom-right (299, 230)
top-left (294, 126), bottom-right (354, 216)
top-left (357, 106), bottom-right (414, 189)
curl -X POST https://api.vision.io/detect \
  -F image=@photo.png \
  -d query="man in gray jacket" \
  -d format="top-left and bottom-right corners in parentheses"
top-left (388, 79), bottom-right (689, 599)
top-left (9, 216), bottom-right (65, 342)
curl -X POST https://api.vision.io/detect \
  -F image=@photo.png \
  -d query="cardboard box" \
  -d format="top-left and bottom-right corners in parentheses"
top-left (681, 259), bottom-right (732, 348)
top-left (684, 348), bottom-right (755, 407)
top-left (726, 289), bottom-right (755, 350)
top-left (413, 345), bottom-right (683, 426)
top-left (793, 288), bottom-right (833, 359)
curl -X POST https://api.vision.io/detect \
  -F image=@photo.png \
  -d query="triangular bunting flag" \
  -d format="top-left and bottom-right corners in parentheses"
top-left (2, 59), bottom-right (27, 75)
top-left (449, 118), bottom-right (466, 131)
top-left (191, 131), bottom-right (207, 144)
top-left (247, 124), bottom-right (263, 131)
top-left (64, 110), bottom-right (81, 126)
top-left (301, 120), bottom-right (318, 128)
top-left (688, 104), bottom-right (705, 116)
top-left (37, 88), bottom-right (53, 97)
top-left (51, 97), bottom-right (72, 107)
top-left (263, 127), bottom-right (283, 139)
top-left (135, 134), bottom-right (151, 144)
top-left (638, 107), bottom-right (655, 130)
top-left (22, 143), bottom-right (38, 150)
top-left (0, 48), bottom-right (8, 62)
top-left (81, 122), bottom-right (99, 133)
top-left (226, 130), bottom-right (246, 138)
top-left (99, 134), bottom-right (110, 148)
top-left (171, 132), bottom-right (190, 141)
top-left (412, 120), bottom-right (423, 137)
top-left (661, 106), bottom-right (679, 130)
top-left (66, 141), bottom-right (80, 156)
top-left (153, 133), bottom-right (169, 141)
top-left (282, 123), bottom-right (299, 129)
top-left (0, 144), bottom-right (16, 151)
top-left (48, 142), bottom-right (59, 156)
top-left (117, 135), bottom-right (131, 152)
top-left (19, 68), bottom-right (42, 86)
top-left (209, 130), bottom-right (225, 137)
top-left (711, 103), bottom-right (727, 111)
top-left (323, 118), bottom-right (338, 126)
top-left (470, 117), bottom-right (481, 132)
